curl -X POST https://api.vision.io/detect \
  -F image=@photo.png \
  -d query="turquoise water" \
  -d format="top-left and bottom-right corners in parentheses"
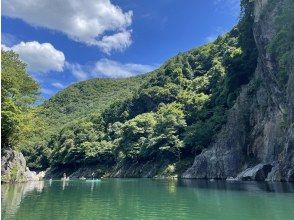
top-left (1, 179), bottom-right (294, 220)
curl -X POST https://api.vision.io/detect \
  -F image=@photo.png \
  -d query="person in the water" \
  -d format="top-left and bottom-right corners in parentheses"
top-left (62, 173), bottom-right (69, 181)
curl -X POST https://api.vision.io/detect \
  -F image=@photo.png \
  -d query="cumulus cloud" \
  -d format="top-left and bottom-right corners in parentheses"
top-left (1, 44), bottom-right (10, 51)
top-left (3, 0), bottom-right (133, 53)
top-left (96, 30), bottom-right (132, 54)
top-left (67, 59), bottom-right (156, 80)
top-left (2, 41), bottom-right (65, 73)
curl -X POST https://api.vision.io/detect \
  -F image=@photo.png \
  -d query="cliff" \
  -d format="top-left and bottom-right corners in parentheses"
top-left (183, 0), bottom-right (294, 181)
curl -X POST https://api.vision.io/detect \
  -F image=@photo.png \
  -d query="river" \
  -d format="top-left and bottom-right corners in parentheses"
top-left (1, 179), bottom-right (294, 219)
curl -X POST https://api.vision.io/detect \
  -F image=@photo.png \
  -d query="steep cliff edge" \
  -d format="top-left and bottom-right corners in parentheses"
top-left (183, 0), bottom-right (294, 181)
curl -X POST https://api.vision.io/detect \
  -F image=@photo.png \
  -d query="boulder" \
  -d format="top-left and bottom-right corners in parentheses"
top-left (235, 164), bottom-right (273, 181)
top-left (1, 149), bottom-right (43, 183)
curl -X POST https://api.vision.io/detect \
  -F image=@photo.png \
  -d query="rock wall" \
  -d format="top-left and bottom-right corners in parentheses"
top-left (1, 149), bottom-right (44, 183)
top-left (183, 0), bottom-right (294, 181)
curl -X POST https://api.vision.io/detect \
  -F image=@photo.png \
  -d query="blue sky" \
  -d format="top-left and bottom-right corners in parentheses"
top-left (2, 0), bottom-right (240, 99)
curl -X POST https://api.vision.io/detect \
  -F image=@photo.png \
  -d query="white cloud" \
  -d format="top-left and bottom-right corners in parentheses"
top-left (3, 41), bottom-right (65, 73)
top-left (97, 30), bottom-right (132, 54)
top-left (3, 0), bottom-right (133, 53)
top-left (1, 44), bottom-right (10, 51)
top-left (93, 59), bottom-right (155, 78)
top-left (51, 82), bottom-right (65, 89)
top-left (66, 62), bottom-right (89, 81)
top-left (67, 59), bottom-right (156, 80)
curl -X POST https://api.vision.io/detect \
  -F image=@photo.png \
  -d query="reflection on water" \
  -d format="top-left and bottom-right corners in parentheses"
top-left (167, 179), bottom-right (177, 194)
top-left (1, 179), bottom-right (294, 220)
top-left (1, 181), bottom-right (44, 218)
top-left (62, 179), bottom-right (69, 190)
top-left (180, 179), bottom-right (294, 193)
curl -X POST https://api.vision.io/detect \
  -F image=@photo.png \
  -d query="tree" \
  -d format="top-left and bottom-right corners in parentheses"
top-left (152, 103), bottom-right (186, 160)
top-left (118, 112), bottom-right (156, 161)
top-left (1, 50), bottom-right (40, 149)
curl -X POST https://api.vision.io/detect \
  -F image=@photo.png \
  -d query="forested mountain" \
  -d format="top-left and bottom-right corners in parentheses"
top-left (21, 76), bottom-right (148, 169)
top-left (3, 0), bottom-right (293, 181)
top-left (40, 76), bottom-right (147, 135)
top-left (24, 0), bottom-right (258, 174)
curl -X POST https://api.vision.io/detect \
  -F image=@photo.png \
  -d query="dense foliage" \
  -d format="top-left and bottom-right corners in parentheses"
top-left (1, 50), bottom-right (43, 151)
top-left (41, 76), bottom-right (146, 134)
top-left (23, 76), bottom-right (146, 169)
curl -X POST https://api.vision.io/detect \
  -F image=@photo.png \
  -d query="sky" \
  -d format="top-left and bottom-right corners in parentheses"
top-left (2, 0), bottom-right (240, 99)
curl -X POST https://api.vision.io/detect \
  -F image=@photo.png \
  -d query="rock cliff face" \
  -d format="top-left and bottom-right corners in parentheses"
top-left (1, 149), bottom-right (44, 183)
top-left (183, 0), bottom-right (294, 181)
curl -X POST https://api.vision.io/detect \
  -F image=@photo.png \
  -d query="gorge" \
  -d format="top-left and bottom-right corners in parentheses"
top-left (1, 0), bottom-right (293, 183)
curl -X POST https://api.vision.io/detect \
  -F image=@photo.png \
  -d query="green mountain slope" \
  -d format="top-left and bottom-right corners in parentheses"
top-left (25, 1), bottom-right (260, 176)
top-left (41, 76), bottom-right (147, 132)
top-left (22, 76), bottom-right (148, 168)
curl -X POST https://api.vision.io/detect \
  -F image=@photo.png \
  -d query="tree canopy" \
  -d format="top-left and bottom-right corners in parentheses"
top-left (1, 50), bottom-right (41, 150)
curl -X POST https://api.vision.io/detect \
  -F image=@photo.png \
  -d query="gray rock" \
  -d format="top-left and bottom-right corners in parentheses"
top-left (235, 164), bottom-right (272, 181)
top-left (183, 0), bottom-right (294, 182)
top-left (1, 149), bottom-right (43, 183)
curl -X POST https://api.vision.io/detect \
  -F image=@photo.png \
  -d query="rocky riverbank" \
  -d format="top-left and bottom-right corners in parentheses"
top-left (1, 149), bottom-right (45, 183)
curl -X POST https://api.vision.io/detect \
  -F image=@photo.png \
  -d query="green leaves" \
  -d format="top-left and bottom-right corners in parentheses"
top-left (116, 103), bottom-right (186, 162)
top-left (118, 112), bottom-right (156, 160)
top-left (1, 50), bottom-right (40, 150)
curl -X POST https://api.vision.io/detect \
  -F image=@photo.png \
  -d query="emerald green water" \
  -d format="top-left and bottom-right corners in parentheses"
top-left (1, 179), bottom-right (294, 220)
